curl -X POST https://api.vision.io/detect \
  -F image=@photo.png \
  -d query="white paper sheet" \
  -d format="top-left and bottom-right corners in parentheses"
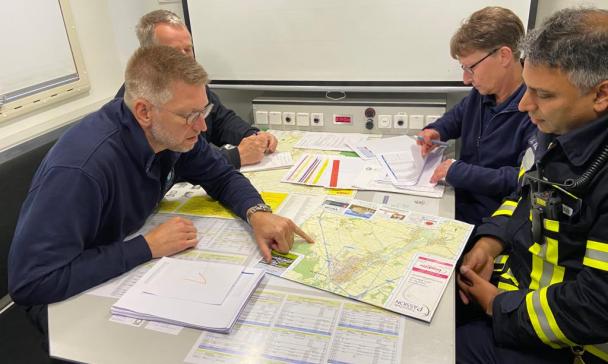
top-left (240, 152), bottom-right (293, 173)
top-left (111, 257), bottom-right (264, 333)
top-left (142, 259), bottom-right (243, 305)
top-left (293, 132), bottom-right (369, 151)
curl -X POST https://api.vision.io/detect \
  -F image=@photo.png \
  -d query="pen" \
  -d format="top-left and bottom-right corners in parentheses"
top-left (415, 135), bottom-right (449, 147)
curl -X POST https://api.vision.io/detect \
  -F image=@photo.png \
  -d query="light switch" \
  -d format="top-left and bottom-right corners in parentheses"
top-left (268, 111), bottom-right (282, 125)
top-left (296, 112), bottom-right (310, 126)
top-left (255, 111), bottom-right (269, 124)
top-left (409, 115), bottom-right (424, 129)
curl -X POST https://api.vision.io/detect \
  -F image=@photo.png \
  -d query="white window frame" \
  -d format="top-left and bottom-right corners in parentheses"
top-left (0, 0), bottom-right (89, 122)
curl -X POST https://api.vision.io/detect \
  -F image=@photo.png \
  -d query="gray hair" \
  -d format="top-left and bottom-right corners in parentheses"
top-left (520, 7), bottom-right (608, 92)
top-left (450, 6), bottom-right (525, 59)
top-left (124, 46), bottom-right (208, 107)
top-left (136, 9), bottom-right (185, 47)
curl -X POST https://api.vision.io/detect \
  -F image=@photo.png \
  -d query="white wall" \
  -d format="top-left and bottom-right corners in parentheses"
top-left (106, 0), bottom-right (184, 72)
top-left (2, 0), bottom-right (607, 154)
top-left (0, 0), bottom-right (184, 153)
top-left (536, 0), bottom-right (608, 23)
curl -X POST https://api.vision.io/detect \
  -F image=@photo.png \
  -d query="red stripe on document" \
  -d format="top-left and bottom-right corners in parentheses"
top-left (330, 159), bottom-right (340, 188)
top-left (412, 267), bottom-right (449, 279)
top-left (419, 256), bottom-right (454, 267)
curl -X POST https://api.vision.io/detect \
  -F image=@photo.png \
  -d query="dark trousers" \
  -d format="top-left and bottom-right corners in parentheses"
top-left (456, 293), bottom-right (605, 364)
top-left (457, 319), bottom-right (577, 364)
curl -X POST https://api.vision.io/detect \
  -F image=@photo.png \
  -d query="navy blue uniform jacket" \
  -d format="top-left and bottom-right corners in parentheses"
top-left (426, 85), bottom-right (536, 226)
top-left (8, 98), bottom-right (263, 305)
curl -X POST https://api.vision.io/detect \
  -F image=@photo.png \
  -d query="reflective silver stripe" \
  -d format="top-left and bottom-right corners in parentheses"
top-left (530, 290), bottom-right (563, 346)
top-left (539, 262), bottom-right (555, 288)
top-left (536, 244), bottom-right (556, 287)
top-left (584, 240), bottom-right (608, 271)
top-left (585, 249), bottom-right (608, 263)
top-left (492, 200), bottom-right (517, 217)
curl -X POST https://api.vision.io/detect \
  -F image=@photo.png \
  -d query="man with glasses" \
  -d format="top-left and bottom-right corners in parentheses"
top-left (115, 10), bottom-right (278, 169)
top-left (8, 46), bottom-right (313, 339)
top-left (456, 7), bottom-right (608, 363)
top-left (417, 7), bottom-right (536, 228)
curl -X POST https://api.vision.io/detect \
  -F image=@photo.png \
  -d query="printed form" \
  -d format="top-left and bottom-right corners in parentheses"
top-left (184, 288), bottom-right (405, 364)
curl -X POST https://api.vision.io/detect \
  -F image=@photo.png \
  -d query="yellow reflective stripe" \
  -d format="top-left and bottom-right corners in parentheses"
top-left (492, 200), bottom-right (517, 217)
top-left (583, 257), bottom-right (608, 271)
top-left (548, 265), bottom-right (565, 286)
top-left (529, 242), bottom-right (544, 290)
top-left (529, 242), bottom-right (543, 256)
top-left (586, 343), bottom-right (608, 361)
top-left (497, 281), bottom-right (519, 291)
top-left (538, 287), bottom-right (576, 347)
top-left (526, 291), bottom-right (561, 349)
top-left (530, 253), bottom-right (543, 290)
top-left (518, 166), bottom-right (526, 179)
top-left (543, 219), bottom-right (559, 232)
top-left (497, 267), bottom-right (519, 291)
top-left (545, 237), bottom-right (559, 265)
top-left (588, 240), bottom-right (608, 252)
top-left (583, 240), bottom-right (608, 271)
top-left (528, 242), bottom-right (565, 289)
top-left (495, 255), bottom-right (509, 265)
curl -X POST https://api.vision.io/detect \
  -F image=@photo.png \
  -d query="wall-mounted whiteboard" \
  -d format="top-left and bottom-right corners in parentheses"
top-left (184, 0), bottom-right (534, 88)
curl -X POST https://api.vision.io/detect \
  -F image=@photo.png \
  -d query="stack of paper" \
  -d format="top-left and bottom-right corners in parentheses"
top-left (349, 135), bottom-right (446, 198)
top-left (111, 257), bottom-right (264, 333)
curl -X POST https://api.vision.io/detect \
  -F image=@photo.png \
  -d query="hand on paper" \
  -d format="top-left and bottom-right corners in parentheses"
top-left (416, 129), bottom-right (441, 157)
top-left (249, 212), bottom-right (314, 263)
top-left (430, 159), bottom-right (454, 183)
top-left (238, 134), bottom-right (268, 166)
top-left (144, 216), bottom-right (198, 258)
top-left (257, 131), bottom-right (278, 153)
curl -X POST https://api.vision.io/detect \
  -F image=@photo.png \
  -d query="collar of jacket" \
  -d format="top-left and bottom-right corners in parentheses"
top-left (481, 83), bottom-right (526, 113)
top-left (553, 112), bottom-right (608, 167)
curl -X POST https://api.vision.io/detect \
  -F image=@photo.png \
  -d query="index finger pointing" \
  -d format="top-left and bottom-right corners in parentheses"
top-left (294, 225), bottom-right (315, 244)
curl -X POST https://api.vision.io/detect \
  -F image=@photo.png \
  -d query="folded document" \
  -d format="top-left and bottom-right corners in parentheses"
top-left (111, 257), bottom-right (264, 333)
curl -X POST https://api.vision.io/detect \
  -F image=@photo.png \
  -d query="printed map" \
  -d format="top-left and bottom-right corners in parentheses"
top-left (283, 202), bottom-right (473, 312)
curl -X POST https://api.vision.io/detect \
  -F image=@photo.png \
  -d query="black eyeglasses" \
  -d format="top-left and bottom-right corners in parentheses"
top-left (154, 103), bottom-right (214, 125)
top-left (461, 48), bottom-right (499, 75)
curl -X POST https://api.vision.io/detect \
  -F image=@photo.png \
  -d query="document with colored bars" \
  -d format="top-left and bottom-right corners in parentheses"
top-left (274, 196), bottom-right (474, 322)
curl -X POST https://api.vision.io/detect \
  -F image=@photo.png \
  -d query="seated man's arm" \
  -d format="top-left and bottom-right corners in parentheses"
top-left (8, 168), bottom-right (152, 305)
top-left (177, 139), bottom-right (263, 219)
top-left (493, 200), bottom-right (608, 349)
top-left (206, 89), bottom-right (280, 168)
top-left (206, 88), bottom-right (259, 146)
top-left (446, 163), bottom-right (519, 197)
top-left (177, 139), bottom-right (312, 261)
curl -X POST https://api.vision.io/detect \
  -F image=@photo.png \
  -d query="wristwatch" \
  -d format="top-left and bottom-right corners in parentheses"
top-left (246, 203), bottom-right (273, 224)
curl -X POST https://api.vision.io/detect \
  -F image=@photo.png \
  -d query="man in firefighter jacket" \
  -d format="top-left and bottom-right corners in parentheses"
top-left (456, 7), bottom-right (608, 364)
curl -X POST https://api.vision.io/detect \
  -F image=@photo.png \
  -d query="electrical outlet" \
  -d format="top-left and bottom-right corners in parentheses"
top-left (393, 114), bottom-right (408, 129)
top-left (378, 115), bottom-right (392, 128)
